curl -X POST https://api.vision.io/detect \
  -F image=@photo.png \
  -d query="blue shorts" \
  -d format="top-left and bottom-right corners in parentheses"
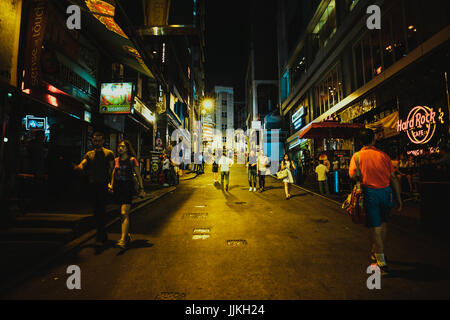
top-left (362, 186), bottom-right (394, 228)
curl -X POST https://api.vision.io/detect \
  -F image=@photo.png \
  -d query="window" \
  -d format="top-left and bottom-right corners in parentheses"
top-left (311, 0), bottom-right (337, 52)
top-left (354, 42), bottom-right (364, 89)
top-left (362, 33), bottom-right (373, 83)
top-left (381, 15), bottom-right (394, 69)
top-left (404, 1), bottom-right (420, 52)
top-left (346, 0), bottom-right (360, 12)
top-left (390, 2), bottom-right (407, 62)
top-left (222, 136), bottom-right (227, 143)
top-left (290, 48), bottom-right (307, 88)
top-left (281, 69), bottom-right (290, 102)
top-left (222, 111), bottom-right (227, 118)
top-left (315, 65), bottom-right (343, 116)
top-left (222, 124), bottom-right (227, 130)
top-left (222, 95), bottom-right (227, 106)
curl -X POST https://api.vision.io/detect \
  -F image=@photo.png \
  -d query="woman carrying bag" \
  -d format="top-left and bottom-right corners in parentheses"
top-left (280, 153), bottom-right (296, 199)
top-left (108, 140), bottom-right (145, 249)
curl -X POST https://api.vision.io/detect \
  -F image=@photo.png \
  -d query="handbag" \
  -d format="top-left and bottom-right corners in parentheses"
top-left (342, 153), bottom-right (366, 224)
top-left (276, 169), bottom-right (288, 179)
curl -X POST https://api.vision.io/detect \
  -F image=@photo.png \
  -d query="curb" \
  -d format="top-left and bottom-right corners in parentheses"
top-left (0, 186), bottom-right (176, 297)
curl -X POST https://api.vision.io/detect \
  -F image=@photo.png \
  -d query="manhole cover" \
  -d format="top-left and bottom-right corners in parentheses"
top-left (184, 213), bottom-right (208, 219)
top-left (227, 240), bottom-right (247, 246)
top-left (193, 234), bottom-right (210, 240)
top-left (155, 292), bottom-right (186, 300)
top-left (193, 228), bottom-right (210, 233)
top-left (311, 218), bottom-right (329, 223)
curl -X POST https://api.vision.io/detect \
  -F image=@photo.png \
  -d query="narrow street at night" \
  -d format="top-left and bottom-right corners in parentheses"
top-left (4, 165), bottom-right (450, 300)
top-left (1, 0), bottom-right (449, 308)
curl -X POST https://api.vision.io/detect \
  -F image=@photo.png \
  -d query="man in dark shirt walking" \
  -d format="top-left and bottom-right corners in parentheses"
top-left (74, 132), bottom-right (115, 245)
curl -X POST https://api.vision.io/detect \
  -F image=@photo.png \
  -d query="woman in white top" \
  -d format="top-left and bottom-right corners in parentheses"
top-left (280, 153), bottom-right (296, 199)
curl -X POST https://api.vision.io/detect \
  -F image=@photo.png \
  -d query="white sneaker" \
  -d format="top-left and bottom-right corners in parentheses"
top-left (253, 188), bottom-right (257, 192)
top-left (249, 187), bottom-right (252, 191)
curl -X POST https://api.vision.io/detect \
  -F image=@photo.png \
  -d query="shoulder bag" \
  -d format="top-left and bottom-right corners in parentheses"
top-left (342, 153), bottom-right (366, 224)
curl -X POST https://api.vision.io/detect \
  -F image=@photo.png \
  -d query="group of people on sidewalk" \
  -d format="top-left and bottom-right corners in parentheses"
top-left (74, 132), bottom-right (146, 249)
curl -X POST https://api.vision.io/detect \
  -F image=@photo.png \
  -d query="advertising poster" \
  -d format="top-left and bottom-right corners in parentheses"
top-left (100, 82), bottom-right (133, 114)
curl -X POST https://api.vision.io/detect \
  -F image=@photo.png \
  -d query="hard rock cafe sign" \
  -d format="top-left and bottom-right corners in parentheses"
top-left (397, 106), bottom-right (444, 145)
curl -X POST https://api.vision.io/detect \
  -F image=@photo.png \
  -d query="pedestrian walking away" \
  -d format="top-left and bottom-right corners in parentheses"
top-left (212, 153), bottom-right (219, 183)
top-left (257, 150), bottom-right (270, 192)
top-left (349, 128), bottom-right (402, 275)
top-left (74, 132), bottom-right (114, 245)
top-left (315, 160), bottom-right (330, 195)
top-left (108, 140), bottom-right (145, 249)
top-left (247, 149), bottom-right (257, 192)
top-left (219, 153), bottom-right (233, 191)
top-left (281, 153), bottom-right (295, 199)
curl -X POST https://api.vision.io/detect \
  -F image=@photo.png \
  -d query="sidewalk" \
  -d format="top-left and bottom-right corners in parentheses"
top-left (0, 182), bottom-right (177, 295)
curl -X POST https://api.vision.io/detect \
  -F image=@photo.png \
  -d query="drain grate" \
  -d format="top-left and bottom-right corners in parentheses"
top-left (234, 202), bottom-right (246, 205)
top-left (227, 240), bottom-right (247, 246)
top-left (155, 292), bottom-right (186, 300)
top-left (192, 234), bottom-right (210, 240)
top-left (193, 228), bottom-right (210, 233)
top-left (184, 213), bottom-right (208, 219)
top-left (311, 218), bottom-right (329, 223)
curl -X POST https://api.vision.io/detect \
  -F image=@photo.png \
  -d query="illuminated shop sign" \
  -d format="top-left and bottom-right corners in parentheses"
top-left (84, 110), bottom-right (92, 123)
top-left (134, 96), bottom-right (155, 124)
top-left (100, 82), bottom-right (133, 114)
top-left (292, 106), bottom-right (307, 130)
top-left (25, 116), bottom-right (46, 130)
top-left (407, 147), bottom-right (438, 157)
top-left (397, 106), bottom-right (444, 144)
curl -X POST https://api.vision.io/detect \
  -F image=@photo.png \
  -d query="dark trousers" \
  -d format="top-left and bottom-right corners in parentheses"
top-left (88, 182), bottom-right (108, 241)
top-left (248, 169), bottom-right (257, 187)
top-left (259, 172), bottom-right (266, 189)
top-left (221, 171), bottom-right (230, 187)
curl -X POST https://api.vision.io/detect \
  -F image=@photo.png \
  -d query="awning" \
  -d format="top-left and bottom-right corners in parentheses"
top-left (298, 122), bottom-right (364, 139)
top-left (74, 0), bottom-right (154, 78)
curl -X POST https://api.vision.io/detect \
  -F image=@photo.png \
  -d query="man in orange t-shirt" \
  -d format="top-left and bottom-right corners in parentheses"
top-left (349, 129), bottom-right (402, 275)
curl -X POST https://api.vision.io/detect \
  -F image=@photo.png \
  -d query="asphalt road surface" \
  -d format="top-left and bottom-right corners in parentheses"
top-left (4, 164), bottom-right (450, 299)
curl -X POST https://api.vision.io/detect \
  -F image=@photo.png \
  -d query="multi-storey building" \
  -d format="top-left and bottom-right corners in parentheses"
top-left (277, 0), bottom-right (449, 189)
top-left (214, 86), bottom-right (234, 154)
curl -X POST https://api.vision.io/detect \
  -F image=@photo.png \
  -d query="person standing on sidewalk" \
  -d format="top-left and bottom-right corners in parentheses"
top-left (219, 152), bottom-right (232, 191)
top-left (315, 160), bottom-right (330, 195)
top-left (257, 150), bottom-right (270, 192)
top-left (349, 129), bottom-right (402, 275)
top-left (247, 149), bottom-right (257, 192)
top-left (281, 153), bottom-right (295, 199)
top-left (74, 132), bottom-right (114, 245)
top-left (108, 140), bottom-right (145, 249)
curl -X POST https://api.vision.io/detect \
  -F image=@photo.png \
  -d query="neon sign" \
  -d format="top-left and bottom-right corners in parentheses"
top-left (397, 106), bottom-right (437, 144)
top-left (292, 106), bottom-right (307, 130)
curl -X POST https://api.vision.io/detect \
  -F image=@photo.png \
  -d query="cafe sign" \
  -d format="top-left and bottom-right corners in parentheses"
top-left (397, 106), bottom-right (438, 145)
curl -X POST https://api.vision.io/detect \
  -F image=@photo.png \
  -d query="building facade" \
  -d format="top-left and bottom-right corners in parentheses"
top-left (277, 0), bottom-right (449, 190)
top-left (214, 86), bottom-right (234, 154)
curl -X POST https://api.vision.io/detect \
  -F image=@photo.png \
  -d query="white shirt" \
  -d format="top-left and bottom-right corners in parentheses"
top-left (315, 164), bottom-right (328, 181)
top-left (257, 155), bottom-right (269, 173)
top-left (162, 158), bottom-right (170, 170)
top-left (219, 157), bottom-right (232, 172)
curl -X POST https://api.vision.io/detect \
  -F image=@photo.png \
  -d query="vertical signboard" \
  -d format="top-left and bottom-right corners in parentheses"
top-left (0, 0), bottom-right (23, 87)
top-left (23, 0), bottom-right (49, 90)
